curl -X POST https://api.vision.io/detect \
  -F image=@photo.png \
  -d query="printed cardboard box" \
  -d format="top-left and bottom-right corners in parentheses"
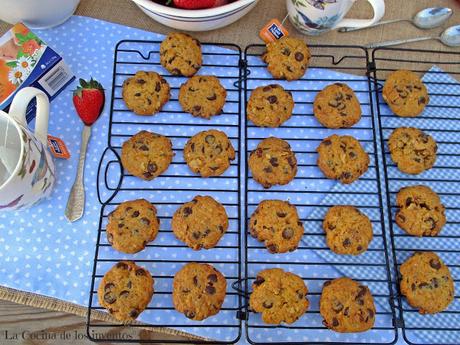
top-left (0, 23), bottom-right (74, 122)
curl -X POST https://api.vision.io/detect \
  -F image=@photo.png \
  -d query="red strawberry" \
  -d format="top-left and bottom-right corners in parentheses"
top-left (212, 0), bottom-right (228, 7)
top-left (72, 78), bottom-right (105, 126)
top-left (171, 0), bottom-right (217, 9)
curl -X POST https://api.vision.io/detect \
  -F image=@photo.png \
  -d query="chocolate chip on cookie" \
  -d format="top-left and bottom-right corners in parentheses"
top-left (106, 199), bottom-right (160, 254)
top-left (395, 185), bottom-right (446, 237)
top-left (122, 71), bottom-right (170, 115)
top-left (323, 205), bottom-right (373, 255)
top-left (183, 130), bottom-right (235, 177)
top-left (248, 137), bottom-right (297, 188)
top-left (382, 70), bottom-right (429, 117)
top-left (172, 195), bottom-right (228, 250)
top-left (249, 268), bottom-right (309, 324)
top-left (388, 127), bottom-right (437, 175)
top-left (173, 262), bottom-right (226, 320)
top-left (250, 200), bottom-right (304, 253)
top-left (314, 83), bottom-right (362, 129)
top-left (400, 251), bottom-right (454, 314)
top-left (320, 277), bottom-right (376, 333)
top-left (178, 76), bottom-right (227, 119)
top-left (160, 32), bottom-right (202, 77)
top-left (247, 84), bottom-right (294, 127)
top-left (121, 130), bottom-right (174, 181)
top-left (317, 134), bottom-right (369, 184)
top-left (262, 37), bottom-right (311, 81)
top-left (98, 261), bottom-right (154, 322)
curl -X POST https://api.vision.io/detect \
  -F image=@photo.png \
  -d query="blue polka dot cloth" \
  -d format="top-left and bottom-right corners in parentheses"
top-left (0, 16), bottom-right (457, 345)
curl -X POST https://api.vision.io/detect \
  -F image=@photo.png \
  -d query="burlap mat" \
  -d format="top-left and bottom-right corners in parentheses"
top-left (0, 285), bottom-right (208, 341)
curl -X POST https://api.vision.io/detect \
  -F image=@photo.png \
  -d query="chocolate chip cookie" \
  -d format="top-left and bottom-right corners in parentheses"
top-left (248, 137), bottom-right (297, 189)
top-left (314, 83), bottom-right (362, 129)
top-left (320, 277), bottom-right (376, 333)
top-left (121, 130), bottom-right (174, 180)
top-left (183, 130), bottom-right (235, 177)
top-left (178, 75), bottom-right (227, 119)
top-left (249, 268), bottom-right (309, 324)
top-left (400, 251), bottom-right (455, 314)
top-left (122, 71), bottom-right (170, 115)
top-left (388, 127), bottom-right (437, 175)
top-left (160, 32), bottom-right (202, 77)
top-left (395, 185), bottom-right (446, 237)
top-left (171, 195), bottom-right (228, 250)
top-left (249, 200), bottom-right (304, 253)
top-left (172, 262), bottom-right (227, 321)
top-left (247, 84), bottom-right (294, 127)
top-left (262, 36), bottom-right (311, 81)
top-left (323, 206), bottom-right (373, 255)
top-left (382, 70), bottom-right (429, 117)
top-left (106, 199), bottom-right (160, 254)
top-left (317, 135), bottom-right (370, 184)
top-left (98, 261), bottom-right (154, 322)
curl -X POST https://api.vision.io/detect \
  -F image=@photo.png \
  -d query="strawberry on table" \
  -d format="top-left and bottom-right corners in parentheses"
top-left (72, 78), bottom-right (105, 126)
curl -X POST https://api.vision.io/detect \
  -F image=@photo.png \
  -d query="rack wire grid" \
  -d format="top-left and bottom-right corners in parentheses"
top-left (372, 48), bottom-right (460, 345)
top-left (243, 45), bottom-right (397, 345)
top-left (86, 39), bottom-right (243, 344)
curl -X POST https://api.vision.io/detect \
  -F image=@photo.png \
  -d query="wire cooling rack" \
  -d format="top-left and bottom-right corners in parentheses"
top-left (86, 39), bottom-right (460, 345)
top-left (243, 45), bottom-right (397, 345)
top-left (372, 48), bottom-right (460, 345)
top-left (86, 40), bottom-right (243, 344)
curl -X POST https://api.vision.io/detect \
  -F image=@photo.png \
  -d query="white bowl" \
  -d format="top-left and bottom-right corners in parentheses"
top-left (130, 0), bottom-right (259, 32)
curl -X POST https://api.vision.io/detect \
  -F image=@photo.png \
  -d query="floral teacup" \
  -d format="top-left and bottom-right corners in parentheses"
top-left (0, 87), bottom-right (55, 211)
top-left (287, 0), bottom-right (385, 35)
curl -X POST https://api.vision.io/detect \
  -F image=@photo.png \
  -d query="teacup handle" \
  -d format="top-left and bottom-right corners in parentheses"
top-left (8, 87), bottom-right (50, 146)
top-left (333, 0), bottom-right (385, 29)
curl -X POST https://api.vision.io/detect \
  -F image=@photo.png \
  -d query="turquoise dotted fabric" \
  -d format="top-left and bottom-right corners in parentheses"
top-left (0, 16), bottom-right (456, 345)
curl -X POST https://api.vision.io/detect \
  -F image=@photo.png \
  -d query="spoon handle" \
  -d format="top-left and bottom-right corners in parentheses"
top-left (338, 18), bottom-right (409, 33)
top-left (65, 125), bottom-right (91, 222)
top-left (365, 36), bottom-right (433, 49)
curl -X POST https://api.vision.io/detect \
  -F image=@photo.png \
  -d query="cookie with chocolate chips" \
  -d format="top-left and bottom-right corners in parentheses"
top-left (183, 130), bottom-right (235, 177)
top-left (98, 261), bottom-right (154, 322)
top-left (171, 195), bottom-right (228, 250)
top-left (121, 130), bottom-right (174, 181)
top-left (178, 75), bottom-right (227, 119)
top-left (382, 70), bottom-right (429, 117)
top-left (323, 206), bottom-right (373, 255)
top-left (388, 127), bottom-right (437, 175)
top-left (247, 84), bottom-right (294, 127)
top-left (395, 185), bottom-right (446, 237)
top-left (249, 200), bottom-right (304, 253)
top-left (172, 262), bottom-right (227, 321)
top-left (400, 251), bottom-right (454, 314)
top-left (160, 32), bottom-right (202, 77)
top-left (248, 137), bottom-right (297, 188)
top-left (262, 37), bottom-right (311, 81)
top-left (320, 277), bottom-right (376, 333)
top-left (106, 199), bottom-right (160, 254)
top-left (317, 134), bottom-right (369, 184)
top-left (314, 83), bottom-right (362, 129)
top-left (122, 71), bottom-right (170, 115)
top-left (249, 268), bottom-right (309, 324)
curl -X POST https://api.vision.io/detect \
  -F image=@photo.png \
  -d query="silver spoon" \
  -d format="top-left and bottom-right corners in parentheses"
top-left (339, 7), bottom-right (452, 33)
top-left (366, 25), bottom-right (460, 49)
